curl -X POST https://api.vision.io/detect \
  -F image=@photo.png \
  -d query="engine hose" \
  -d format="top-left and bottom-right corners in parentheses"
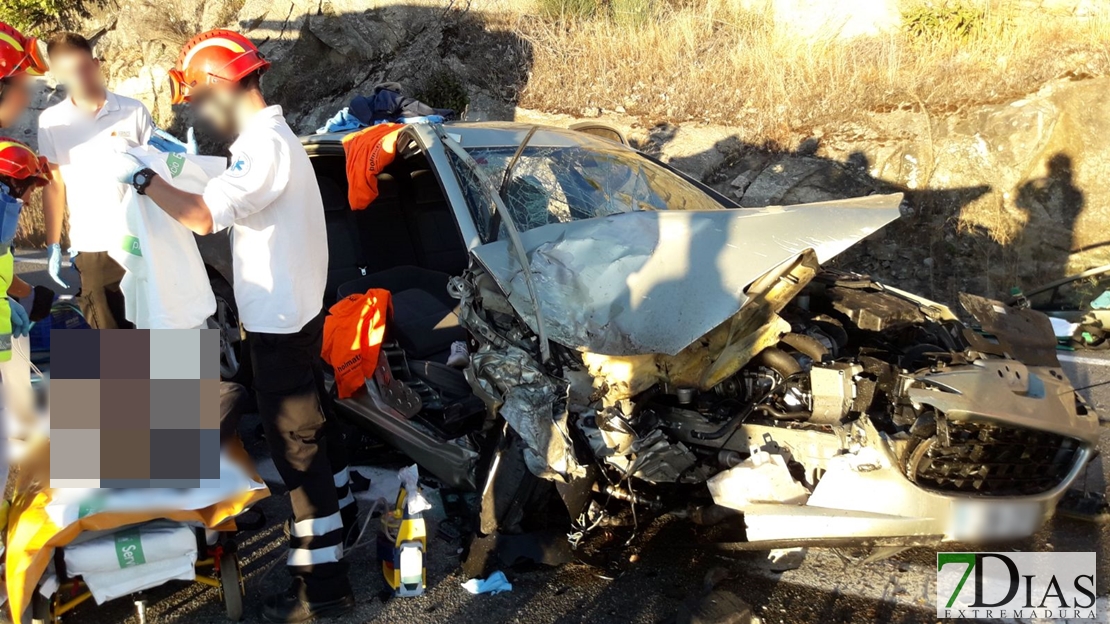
top-left (753, 403), bottom-right (810, 421)
top-left (691, 405), bottom-right (754, 440)
top-left (754, 346), bottom-right (801, 378)
top-left (780, 333), bottom-right (828, 362)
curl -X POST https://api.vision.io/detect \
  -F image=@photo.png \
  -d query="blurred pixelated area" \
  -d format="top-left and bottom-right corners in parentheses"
top-left (49, 329), bottom-right (220, 488)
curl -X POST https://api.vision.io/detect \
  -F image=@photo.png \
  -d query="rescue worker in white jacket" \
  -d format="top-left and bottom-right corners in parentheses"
top-left (104, 30), bottom-right (355, 623)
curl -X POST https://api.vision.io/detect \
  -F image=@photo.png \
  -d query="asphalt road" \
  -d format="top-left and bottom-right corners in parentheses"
top-left (7, 254), bottom-right (1110, 624)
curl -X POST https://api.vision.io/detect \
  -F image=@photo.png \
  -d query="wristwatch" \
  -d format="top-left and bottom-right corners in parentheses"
top-left (132, 168), bottom-right (157, 195)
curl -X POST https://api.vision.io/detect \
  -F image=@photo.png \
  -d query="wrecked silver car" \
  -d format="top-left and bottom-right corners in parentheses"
top-left (289, 123), bottom-right (1100, 566)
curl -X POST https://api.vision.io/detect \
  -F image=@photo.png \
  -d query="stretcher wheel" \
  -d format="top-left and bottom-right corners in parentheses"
top-left (219, 549), bottom-right (245, 621)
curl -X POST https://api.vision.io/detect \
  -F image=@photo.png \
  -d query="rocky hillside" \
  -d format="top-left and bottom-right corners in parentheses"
top-left (9, 0), bottom-right (1110, 304)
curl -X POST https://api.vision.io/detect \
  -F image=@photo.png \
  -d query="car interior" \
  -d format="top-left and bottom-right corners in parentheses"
top-left (312, 143), bottom-right (483, 442)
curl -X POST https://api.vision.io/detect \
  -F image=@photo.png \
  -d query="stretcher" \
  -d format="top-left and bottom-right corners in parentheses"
top-left (1, 307), bottom-right (269, 622)
top-left (31, 522), bottom-right (248, 623)
top-left (4, 439), bottom-right (269, 623)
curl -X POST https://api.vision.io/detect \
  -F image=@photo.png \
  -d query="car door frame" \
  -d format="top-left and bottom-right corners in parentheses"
top-left (405, 124), bottom-right (485, 253)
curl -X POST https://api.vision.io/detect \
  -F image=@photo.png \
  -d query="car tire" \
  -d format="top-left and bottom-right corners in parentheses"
top-left (208, 275), bottom-right (252, 386)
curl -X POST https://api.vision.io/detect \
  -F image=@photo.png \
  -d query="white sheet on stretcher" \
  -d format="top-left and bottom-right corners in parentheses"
top-left (63, 523), bottom-right (198, 604)
top-left (44, 453), bottom-right (265, 530)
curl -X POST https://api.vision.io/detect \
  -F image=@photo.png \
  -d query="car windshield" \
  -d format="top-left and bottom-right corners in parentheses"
top-left (462, 144), bottom-right (724, 232)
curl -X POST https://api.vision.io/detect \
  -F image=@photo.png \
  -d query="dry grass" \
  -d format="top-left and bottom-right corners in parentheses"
top-left (511, 0), bottom-right (1110, 142)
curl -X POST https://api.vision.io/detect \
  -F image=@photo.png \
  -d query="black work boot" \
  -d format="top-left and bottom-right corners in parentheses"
top-left (262, 581), bottom-right (354, 623)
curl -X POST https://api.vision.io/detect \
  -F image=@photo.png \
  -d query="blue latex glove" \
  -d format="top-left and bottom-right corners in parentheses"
top-left (106, 151), bottom-right (145, 184)
top-left (148, 131), bottom-right (182, 153)
top-left (460, 570), bottom-right (512, 595)
top-left (9, 299), bottom-right (29, 338)
top-left (47, 242), bottom-right (69, 289)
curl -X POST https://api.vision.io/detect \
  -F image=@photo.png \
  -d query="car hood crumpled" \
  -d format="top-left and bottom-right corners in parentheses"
top-left (471, 193), bottom-right (904, 356)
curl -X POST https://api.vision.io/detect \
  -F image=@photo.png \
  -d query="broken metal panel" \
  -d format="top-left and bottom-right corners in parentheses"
top-left (472, 193), bottom-right (903, 357)
top-left (707, 448), bottom-right (810, 509)
top-left (738, 417), bottom-right (1088, 543)
top-left (468, 344), bottom-right (583, 481)
top-left (959, 293), bottom-right (1061, 367)
top-left (333, 388), bottom-right (480, 490)
top-left (880, 283), bottom-right (959, 321)
top-left (580, 251), bottom-right (816, 406)
top-left (905, 359), bottom-right (1101, 446)
top-left (583, 415), bottom-right (702, 483)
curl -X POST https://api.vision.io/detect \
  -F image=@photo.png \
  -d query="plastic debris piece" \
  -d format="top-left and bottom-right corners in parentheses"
top-left (461, 570), bottom-right (512, 595)
top-left (398, 464), bottom-right (431, 515)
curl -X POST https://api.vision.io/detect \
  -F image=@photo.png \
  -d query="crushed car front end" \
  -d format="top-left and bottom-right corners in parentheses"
top-left (432, 123), bottom-right (1100, 549)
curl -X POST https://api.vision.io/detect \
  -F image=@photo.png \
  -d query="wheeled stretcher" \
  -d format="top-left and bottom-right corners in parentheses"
top-left (4, 442), bottom-right (268, 623)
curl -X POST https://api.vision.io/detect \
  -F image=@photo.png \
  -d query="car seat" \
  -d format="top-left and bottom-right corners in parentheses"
top-left (337, 265), bottom-right (466, 364)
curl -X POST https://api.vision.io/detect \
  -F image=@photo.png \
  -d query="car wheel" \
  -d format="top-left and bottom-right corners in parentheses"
top-left (207, 276), bottom-right (252, 386)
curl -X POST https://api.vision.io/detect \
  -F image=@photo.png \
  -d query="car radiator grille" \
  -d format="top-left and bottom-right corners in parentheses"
top-left (905, 421), bottom-right (1081, 496)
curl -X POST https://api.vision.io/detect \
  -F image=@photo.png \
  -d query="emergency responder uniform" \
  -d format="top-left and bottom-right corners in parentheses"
top-left (0, 141), bottom-right (52, 501)
top-left (166, 31), bottom-right (355, 619)
top-left (0, 24), bottom-right (49, 361)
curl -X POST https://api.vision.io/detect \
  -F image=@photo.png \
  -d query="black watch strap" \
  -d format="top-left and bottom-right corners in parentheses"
top-left (132, 168), bottom-right (157, 195)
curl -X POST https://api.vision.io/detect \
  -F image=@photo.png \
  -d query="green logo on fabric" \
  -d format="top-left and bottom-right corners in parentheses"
top-left (114, 528), bottom-right (147, 568)
top-left (122, 235), bottom-right (142, 257)
top-left (165, 153), bottom-right (186, 178)
top-left (77, 493), bottom-right (106, 518)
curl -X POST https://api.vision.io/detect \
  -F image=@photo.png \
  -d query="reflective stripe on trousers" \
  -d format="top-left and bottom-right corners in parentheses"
top-left (248, 312), bottom-right (350, 602)
top-left (336, 468), bottom-right (355, 510)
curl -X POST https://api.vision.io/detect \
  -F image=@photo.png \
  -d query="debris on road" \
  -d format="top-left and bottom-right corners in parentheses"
top-left (461, 570), bottom-right (513, 595)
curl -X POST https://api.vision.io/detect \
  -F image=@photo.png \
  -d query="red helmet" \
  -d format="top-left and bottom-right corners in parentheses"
top-left (0, 140), bottom-right (50, 189)
top-left (0, 22), bottom-right (47, 80)
top-left (169, 29), bottom-right (269, 105)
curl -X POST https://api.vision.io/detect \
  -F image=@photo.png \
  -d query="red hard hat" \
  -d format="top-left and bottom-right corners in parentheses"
top-left (169, 29), bottom-right (269, 105)
top-left (0, 140), bottom-right (51, 188)
top-left (0, 22), bottom-right (48, 80)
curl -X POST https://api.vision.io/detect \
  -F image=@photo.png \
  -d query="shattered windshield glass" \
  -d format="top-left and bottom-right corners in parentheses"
top-left (462, 145), bottom-right (724, 232)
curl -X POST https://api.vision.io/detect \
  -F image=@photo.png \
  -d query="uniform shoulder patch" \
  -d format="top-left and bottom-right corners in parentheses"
top-left (227, 153), bottom-right (252, 178)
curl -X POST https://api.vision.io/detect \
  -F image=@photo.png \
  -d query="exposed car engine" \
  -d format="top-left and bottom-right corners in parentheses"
top-left (449, 258), bottom-right (1098, 549)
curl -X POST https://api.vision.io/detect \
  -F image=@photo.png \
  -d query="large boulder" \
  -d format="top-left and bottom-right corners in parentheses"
top-left (83, 0), bottom-right (528, 135)
top-left (715, 78), bottom-right (1110, 301)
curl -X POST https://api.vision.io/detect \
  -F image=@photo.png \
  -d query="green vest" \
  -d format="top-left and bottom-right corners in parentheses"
top-left (1, 249), bottom-right (12, 362)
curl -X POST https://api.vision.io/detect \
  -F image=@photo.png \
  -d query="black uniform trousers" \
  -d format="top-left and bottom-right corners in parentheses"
top-left (248, 310), bottom-right (354, 602)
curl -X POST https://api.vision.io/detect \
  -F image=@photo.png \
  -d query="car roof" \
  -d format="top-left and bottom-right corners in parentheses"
top-left (302, 121), bottom-right (621, 150)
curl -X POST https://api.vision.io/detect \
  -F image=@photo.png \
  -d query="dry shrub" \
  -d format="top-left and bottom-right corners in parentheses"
top-left (515, 0), bottom-right (1110, 142)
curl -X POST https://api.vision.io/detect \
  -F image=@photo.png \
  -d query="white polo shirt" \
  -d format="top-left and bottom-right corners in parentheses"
top-left (37, 91), bottom-right (154, 252)
top-left (202, 105), bottom-right (328, 334)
